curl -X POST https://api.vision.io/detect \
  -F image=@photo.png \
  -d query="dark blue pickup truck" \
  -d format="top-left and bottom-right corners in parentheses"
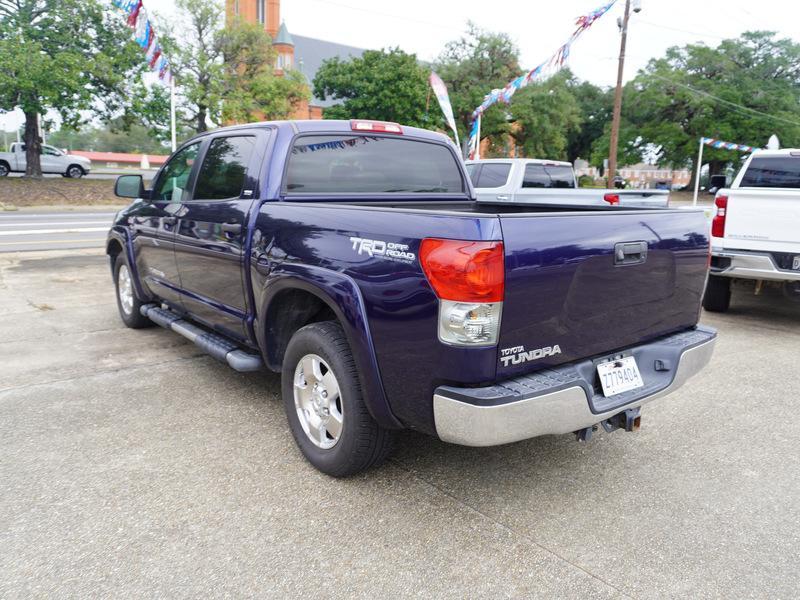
top-left (107, 119), bottom-right (716, 476)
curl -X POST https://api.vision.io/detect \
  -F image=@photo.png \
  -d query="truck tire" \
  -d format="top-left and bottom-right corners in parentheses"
top-left (0, 161), bottom-right (9, 177)
top-left (703, 275), bottom-right (731, 312)
top-left (281, 321), bottom-right (393, 477)
top-left (66, 165), bottom-right (84, 179)
top-left (113, 254), bottom-right (151, 329)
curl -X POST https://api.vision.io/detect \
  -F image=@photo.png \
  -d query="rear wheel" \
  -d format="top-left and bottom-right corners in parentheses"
top-left (703, 275), bottom-right (731, 312)
top-left (114, 254), bottom-right (151, 328)
top-left (281, 321), bottom-right (393, 477)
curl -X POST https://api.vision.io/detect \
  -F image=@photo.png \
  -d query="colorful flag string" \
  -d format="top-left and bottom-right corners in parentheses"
top-left (467, 0), bottom-right (617, 158)
top-left (701, 137), bottom-right (755, 153)
top-left (112, 0), bottom-right (172, 84)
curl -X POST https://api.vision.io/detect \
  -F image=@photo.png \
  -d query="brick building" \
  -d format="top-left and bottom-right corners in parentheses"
top-left (225, 0), bottom-right (366, 120)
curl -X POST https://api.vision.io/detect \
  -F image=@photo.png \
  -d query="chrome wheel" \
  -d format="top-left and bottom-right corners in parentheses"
top-left (293, 353), bottom-right (343, 449)
top-left (117, 264), bottom-right (134, 315)
top-left (68, 166), bottom-right (83, 178)
top-left (0, 163), bottom-right (9, 177)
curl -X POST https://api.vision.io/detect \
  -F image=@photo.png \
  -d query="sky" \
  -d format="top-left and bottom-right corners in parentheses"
top-left (2, 0), bottom-right (799, 133)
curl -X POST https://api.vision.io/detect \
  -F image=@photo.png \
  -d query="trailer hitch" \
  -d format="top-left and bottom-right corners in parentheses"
top-left (575, 407), bottom-right (641, 442)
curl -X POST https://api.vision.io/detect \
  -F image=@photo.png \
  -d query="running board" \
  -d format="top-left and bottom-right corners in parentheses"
top-left (140, 304), bottom-right (262, 372)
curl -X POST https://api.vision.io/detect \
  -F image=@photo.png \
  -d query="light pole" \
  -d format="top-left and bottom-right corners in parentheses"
top-left (607, 0), bottom-right (640, 187)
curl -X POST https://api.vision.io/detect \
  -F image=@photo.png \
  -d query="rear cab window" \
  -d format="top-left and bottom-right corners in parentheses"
top-left (740, 156), bottom-right (800, 188)
top-left (468, 163), bottom-right (512, 189)
top-left (522, 164), bottom-right (576, 189)
top-left (284, 134), bottom-right (465, 195)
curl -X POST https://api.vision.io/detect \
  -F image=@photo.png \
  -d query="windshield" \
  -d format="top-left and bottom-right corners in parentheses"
top-left (285, 135), bottom-right (465, 195)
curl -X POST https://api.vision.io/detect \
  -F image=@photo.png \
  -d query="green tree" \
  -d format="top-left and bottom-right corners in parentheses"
top-left (159, 2), bottom-right (309, 133)
top-left (565, 74), bottom-right (614, 163)
top-left (509, 72), bottom-right (582, 160)
top-left (434, 23), bottom-right (520, 154)
top-left (313, 48), bottom-right (430, 127)
top-left (617, 31), bottom-right (800, 177)
top-left (220, 18), bottom-right (309, 124)
top-left (0, 0), bottom-right (145, 177)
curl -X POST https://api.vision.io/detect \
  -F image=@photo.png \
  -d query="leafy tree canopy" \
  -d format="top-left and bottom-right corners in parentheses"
top-left (0, 0), bottom-right (145, 176)
top-left (313, 48), bottom-right (430, 128)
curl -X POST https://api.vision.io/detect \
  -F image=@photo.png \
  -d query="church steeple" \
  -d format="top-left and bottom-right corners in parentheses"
top-left (273, 21), bottom-right (294, 71)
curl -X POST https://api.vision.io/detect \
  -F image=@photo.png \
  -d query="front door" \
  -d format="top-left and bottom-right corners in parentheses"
top-left (173, 134), bottom-right (260, 342)
top-left (131, 141), bottom-right (201, 307)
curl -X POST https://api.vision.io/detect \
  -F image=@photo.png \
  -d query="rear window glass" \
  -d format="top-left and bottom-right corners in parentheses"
top-left (475, 163), bottom-right (511, 188)
top-left (740, 157), bottom-right (800, 188)
top-left (522, 164), bottom-right (575, 188)
top-left (285, 135), bottom-right (464, 194)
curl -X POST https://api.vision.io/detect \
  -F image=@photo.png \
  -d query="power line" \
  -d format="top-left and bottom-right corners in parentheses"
top-left (636, 19), bottom-right (729, 41)
top-left (648, 73), bottom-right (800, 128)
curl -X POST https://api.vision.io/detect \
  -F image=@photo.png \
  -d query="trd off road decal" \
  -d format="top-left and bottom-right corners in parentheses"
top-left (349, 237), bottom-right (416, 264)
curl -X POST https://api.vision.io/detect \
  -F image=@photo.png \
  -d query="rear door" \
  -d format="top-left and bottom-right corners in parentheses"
top-left (131, 141), bottom-right (201, 306)
top-left (496, 209), bottom-right (709, 379)
top-left (723, 155), bottom-right (800, 254)
top-left (173, 132), bottom-right (263, 342)
top-left (467, 162), bottom-right (513, 202)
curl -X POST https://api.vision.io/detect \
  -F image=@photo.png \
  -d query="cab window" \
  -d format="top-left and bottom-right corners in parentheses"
top-left (152, 143), bottom-right (200, 203)
top-left (193, 136), bottom-right (256, 200)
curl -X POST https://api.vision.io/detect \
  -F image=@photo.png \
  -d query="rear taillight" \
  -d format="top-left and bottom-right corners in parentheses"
top-left (711, 195), bottom-right (728, 238)
top-left (603, 193), bottom-right (620, 205)
top-left (420, 239), bottom-right (504, 346)
top-left (350, 120), bottom-right (403, 134)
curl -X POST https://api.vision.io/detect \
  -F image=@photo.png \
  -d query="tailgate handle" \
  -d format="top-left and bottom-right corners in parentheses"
top-left (614, 241), bottom-right (648, 266)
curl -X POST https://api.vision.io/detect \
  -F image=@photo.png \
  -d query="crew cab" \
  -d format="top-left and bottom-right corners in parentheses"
top-left (0, 142), bottom-right (91, 178)
top-left (705, 149), bottom-right (800, 311)
top-left (465, 158), bottom-right (670, 207)
top-left (107, 120), bottom-right (716, 477)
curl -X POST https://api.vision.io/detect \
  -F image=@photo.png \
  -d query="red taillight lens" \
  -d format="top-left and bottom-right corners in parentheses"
top-left (350, 120), bottom-right (403, 134)
top-left (711, 195), bottom-right (728, 238)
top-left (419, 239), bottom-right (504, 303)
top-left (603, 193), bottom-right (620, 205)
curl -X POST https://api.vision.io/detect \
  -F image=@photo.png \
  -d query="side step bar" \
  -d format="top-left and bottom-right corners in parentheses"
top-left (140, 304), bottom-right (263, 372)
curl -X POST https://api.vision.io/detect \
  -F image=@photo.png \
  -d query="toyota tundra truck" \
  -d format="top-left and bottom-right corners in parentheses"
top-left (705, 149), bottom-right (800, 311)
top-left (107, 119), bottom-right (716, 477)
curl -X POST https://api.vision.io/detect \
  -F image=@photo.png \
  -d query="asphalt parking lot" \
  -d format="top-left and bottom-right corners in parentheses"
top-left (1, 249), bottom-right (798, 598)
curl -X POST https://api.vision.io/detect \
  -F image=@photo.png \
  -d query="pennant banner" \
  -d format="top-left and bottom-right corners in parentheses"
top-left (429, 72), bottom-right (459, 146)
top-left (702, 137), bottom-right (755, 153)
top-left (112, 0), bottom-right (172, 84)
top-left (467, 0), bottom-right (617, 158)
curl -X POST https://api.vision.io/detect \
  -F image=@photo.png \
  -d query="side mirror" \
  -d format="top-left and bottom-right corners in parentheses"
top-left (115, 174), bottom-right (145, 199)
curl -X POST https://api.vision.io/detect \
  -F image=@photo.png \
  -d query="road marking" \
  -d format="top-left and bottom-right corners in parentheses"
top-left (0, 213), bottom-right (117, 219)
top-left (0, 221), bottom-right (110, 228)
top-left (0, 227), bottom-right (108, 236)
top-left (0, 238), bottom-right (106, 246)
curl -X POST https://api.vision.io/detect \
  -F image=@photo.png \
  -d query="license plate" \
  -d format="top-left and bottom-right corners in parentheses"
top-left (597, 356), bottom-right (644, 397)
top-left (793, 256), bottom-right (800, 271)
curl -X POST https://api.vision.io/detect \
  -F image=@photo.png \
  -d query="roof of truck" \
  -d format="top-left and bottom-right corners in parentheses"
top-left (465, 158), bottom-right (573, 167)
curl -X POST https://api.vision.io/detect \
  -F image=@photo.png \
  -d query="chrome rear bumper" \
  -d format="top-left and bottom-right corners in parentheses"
top-left (711, 249), bottom-right (800, 282)
top-left (433, 327), bottom-right (716, 447)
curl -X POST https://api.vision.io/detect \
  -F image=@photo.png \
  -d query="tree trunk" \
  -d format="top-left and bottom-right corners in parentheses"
top-left (23, 111), bottom-right (42, 179)
top-left (196, 107), bottom-right (207, 133)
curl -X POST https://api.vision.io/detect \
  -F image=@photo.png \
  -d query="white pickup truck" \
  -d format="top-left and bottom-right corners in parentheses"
top-left (464, 158), bottom-right (670, 207)
top-left (0, 142), bottom-right (92, 178)
top-left (704, 149), bottom-right (800, 311)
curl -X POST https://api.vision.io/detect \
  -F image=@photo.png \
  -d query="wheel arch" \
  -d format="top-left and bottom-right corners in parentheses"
top-left (256, 268), bottom-right (402, 430)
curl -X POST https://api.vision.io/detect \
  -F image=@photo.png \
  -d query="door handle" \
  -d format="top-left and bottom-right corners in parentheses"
top-left (614, 241), bottom-right (648, 266)
top-left (496, 195), bottom-right (510, 201)
top-left (221, 223), bottom-right (242, 235)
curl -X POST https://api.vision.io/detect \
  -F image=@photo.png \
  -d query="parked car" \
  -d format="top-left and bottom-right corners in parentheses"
top-left (0, 142), bottom-right (91, 178)
top-left (107, 119), bottom-right (716, 476)
top-left (705, 149), bottom-right (800, 311)
top-left (465, 158), bottom-right (669, 207)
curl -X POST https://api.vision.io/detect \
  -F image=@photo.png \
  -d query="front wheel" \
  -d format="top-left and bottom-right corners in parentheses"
top-left (703, 275), bottom-right (731, 312)
top-left (66, 165), bottom-right (84, 179)
top-left (281, 321), bottom-right (393, 477)
top-left (114, 254), bottom-right (151, 328)
top-left (0, 162), bottom-right (9, 177)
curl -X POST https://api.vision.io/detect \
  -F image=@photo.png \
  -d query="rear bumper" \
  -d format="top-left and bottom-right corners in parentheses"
top-left (433, 326), bottom-right (716, 447)
top-left (711, 249), bottom-right (800, 282)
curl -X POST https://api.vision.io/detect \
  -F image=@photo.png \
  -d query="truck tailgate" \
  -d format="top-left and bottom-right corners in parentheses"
top-left (723, 189), bottom-right (800, 253)
top-left (497, 209), bottom-right (709, 378)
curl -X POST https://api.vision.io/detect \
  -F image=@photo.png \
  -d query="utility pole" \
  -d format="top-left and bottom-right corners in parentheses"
top-left (607, 0), bottom-right (635, 188)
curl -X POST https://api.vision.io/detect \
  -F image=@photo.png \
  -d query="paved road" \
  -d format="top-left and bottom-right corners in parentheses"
top-left (1, 250), bottom-right (798, 597)
top-left (0, 210), bottom-right (114, 252)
